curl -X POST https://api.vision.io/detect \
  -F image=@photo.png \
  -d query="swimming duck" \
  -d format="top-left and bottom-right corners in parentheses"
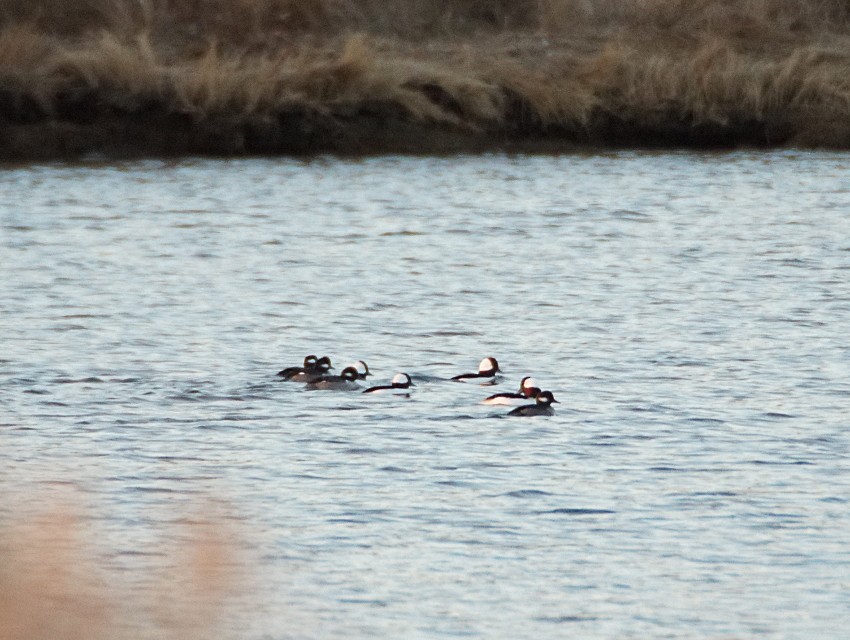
top-left (301, 356), bottom-right (334, 383)
top-left (304, 365), bottom-right (361, 391)
top-left (279, 355), bottom-right (333, 382)
top-left (482, 376), bottom-right (540, 406)
top-left (363, 372), bottom-right (414, 396)
top-left (507, 390), bottom-right (559, 417)
top-left (277, 354), bottom-right (318, 380)
top-left (451, 357), bottom-right (502, 384)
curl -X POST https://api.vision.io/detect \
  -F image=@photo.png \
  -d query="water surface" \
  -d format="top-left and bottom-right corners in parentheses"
top-left (2, 152), bottom-right (850, 639)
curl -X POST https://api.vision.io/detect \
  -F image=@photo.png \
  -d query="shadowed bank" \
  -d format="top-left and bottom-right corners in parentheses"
top-left (2, 0), bottom-right (850, 159)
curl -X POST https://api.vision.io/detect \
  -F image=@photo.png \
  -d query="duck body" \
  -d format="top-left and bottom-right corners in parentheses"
top-left (305, 365), bottom-right (361, 391)
top-left (483, 376), bottom-right (539, 406)
top-left (277, 354), bottom-right (318, 380)
top-left (507, 390), bottom-right (559, 417)
top-left (363, 373), bottom-right (414, 396)
top-left (451, 357), bottom-right (502, 385)
top-left (483, 388), bottom-right (540, 406)
top-left (281, 355), bottom-right (333, 383)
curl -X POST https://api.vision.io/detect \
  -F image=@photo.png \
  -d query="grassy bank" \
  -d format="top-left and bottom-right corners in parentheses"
top-left (2, 0), bottom-right (850, 158)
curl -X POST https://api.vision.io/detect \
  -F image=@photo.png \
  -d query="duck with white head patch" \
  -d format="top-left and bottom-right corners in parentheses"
top-left (281, 355), bottom-right (333, 383)
top-left (304, 365), bottom-right (361, 391)
top-left (363, 373), bottom-right (414, 396)
top-left (507, 390), bottom-right (559, 417)
top-left (451, 357), bottom-right (502, 384)
top-left (277, 354), bottom-right (335, 382)
top-left (482, 376), bottom-right (540, 406)
top-left (351, 360), bottom-right (371, 380)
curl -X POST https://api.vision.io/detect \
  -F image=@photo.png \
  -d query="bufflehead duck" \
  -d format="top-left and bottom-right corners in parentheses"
top-left (363, 373), bottom-right (414, 396)
top-left (290, 355), bottom-right (334, 383)
top-left (451, 357), bottom-right (501, 384)
top-left (507, 390), bottom-right (559, 417)
top-left (277, 354), bottom-right (319, 380)
top-left (482, 376), bottom-right (540, 406)
top-left (305, 365), bottom-right (361, 391)
top-left (352, 360), bottom-right (372, 380)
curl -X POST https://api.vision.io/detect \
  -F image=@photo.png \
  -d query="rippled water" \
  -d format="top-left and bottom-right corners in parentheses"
top-left (2, 152), bottom-right (850, 639)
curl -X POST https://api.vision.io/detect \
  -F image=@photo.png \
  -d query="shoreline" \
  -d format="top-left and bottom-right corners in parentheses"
top-left (0, 104), bottom-right (793, 162)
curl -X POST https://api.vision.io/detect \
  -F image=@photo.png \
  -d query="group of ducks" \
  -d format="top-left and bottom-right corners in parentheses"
top-left (276, 355), bottom-right (559, 417)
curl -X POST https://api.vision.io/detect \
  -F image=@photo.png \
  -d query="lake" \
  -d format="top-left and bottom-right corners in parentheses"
top-left (2, 151), bottom-right (849, 639)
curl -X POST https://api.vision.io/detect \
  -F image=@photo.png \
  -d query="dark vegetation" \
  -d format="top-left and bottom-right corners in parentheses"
top-left (3, 0), bottom-right (850, 158)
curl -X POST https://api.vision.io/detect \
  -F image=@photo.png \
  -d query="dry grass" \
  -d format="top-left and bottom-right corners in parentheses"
top-left (3, 0), bottom-right (850, 156)
top-left (0, 498), bottom-right (244, 640)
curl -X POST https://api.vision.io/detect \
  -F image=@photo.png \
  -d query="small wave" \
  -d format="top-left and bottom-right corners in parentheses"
top-left (328, 518), bottom-right (370, 525)
top-left (612, 208), bottom-right (652, 220)
top-left (424, 411), bottom-right (477, 420)
top-left (155, 455), bottom-right (206, 463)
top-left (380, 230), bottom-right (425, 236)
top-left (539, 508), bottom-right (615, 515)
top-left (759, 512), bottom-right (804, 519)
top-left (690, 491), bottom-right (737, 497)
top-left (116, 549), bottom-right (166, 557)
top-left (60, 313), bottom-right (110, 319)
top-left (53, 376), bottom-right (100, 384)
top-left (167, 393), bottom-right (206, 402)
top-left (365, 302), bottom-right (401, 310)
top-left (52, 324), bottom-right (87, 331)
top-left (219, 414), bottom-right (256, 421)
top-left (535, 615), bottom-right (599, 623)
top-left (429, 330), bottom-right (482, 337)
top-left (502, 489), bottom-right (553, 498)
top-left (629, 403), bottom-right (675, 413)
top-left (469, 461), bottom-right (512, 469)
top-left (337, 598), bottom-right (388, 607)
top-left (126, 485), bottom-right (181, 494)
top-left (435, 480), bottom-right (474, 487)
top-left (295, 437), bottom-right (348, 445)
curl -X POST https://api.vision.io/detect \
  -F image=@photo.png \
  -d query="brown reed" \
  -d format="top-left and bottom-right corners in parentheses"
top-left (2, 0), bottom-right (850, 157)
top-left (0, 499), bottom-right (245, 640)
